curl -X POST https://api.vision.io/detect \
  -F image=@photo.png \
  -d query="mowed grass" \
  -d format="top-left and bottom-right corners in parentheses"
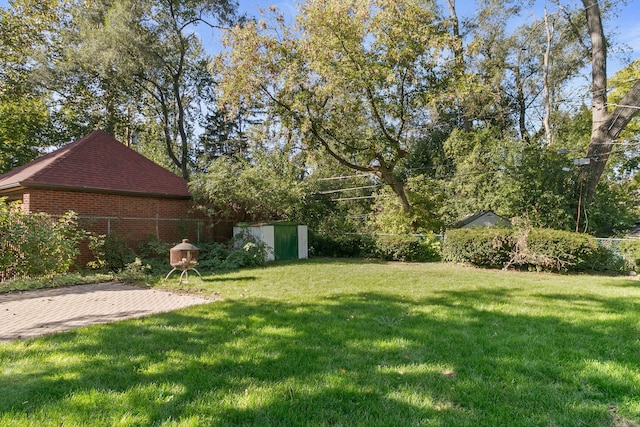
top-left (1, 259), bottom-right (639, 426)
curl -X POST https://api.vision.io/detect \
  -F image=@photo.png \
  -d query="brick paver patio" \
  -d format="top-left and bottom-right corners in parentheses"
top-left (0, 283), bottom-right (210, 342)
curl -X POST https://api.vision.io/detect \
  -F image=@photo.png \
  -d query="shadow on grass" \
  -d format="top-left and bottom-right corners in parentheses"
top-left (200, 276), bottom-right (258, 283)
top-left (1, 288), bottom-right (638, 426)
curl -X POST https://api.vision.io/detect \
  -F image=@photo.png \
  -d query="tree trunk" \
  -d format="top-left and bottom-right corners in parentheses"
top-left (376, 162), bottom-right (411, 212)
top-left (581, 0), bottom-right (640, 200)
top-left (445, 0), bottom-right (472, 132)
top-left (542, 7), bottom-right (553, 147)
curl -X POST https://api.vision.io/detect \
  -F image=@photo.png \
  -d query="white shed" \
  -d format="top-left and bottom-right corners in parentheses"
top-left (233, 221), bottom-right (308, 261)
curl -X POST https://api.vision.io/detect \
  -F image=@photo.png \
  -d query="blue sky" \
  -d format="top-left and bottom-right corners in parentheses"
top-left (1, 0), bottom-right (638, 75)
top-left (233, 0), bottom-right (640, 76)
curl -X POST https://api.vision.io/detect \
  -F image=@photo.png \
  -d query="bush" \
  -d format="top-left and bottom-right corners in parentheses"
top-left (442, 226), bottom-right (625, 273)
top-left (526, 228), bottom-right (600, 272)
top-left (586, 245), bottom-right (629, 273)
top-left (137, 235), bottom-right (170, 260)
top-left (196, 241), bottom-right (230, 271)
top-left (196, 233), bottom-right (270, 272)
top-left (87, 232), bottom-right (136, 272)
top-left (619, 240), bottom-right (640, 270)
top-left (442, 228), bottom-right (512, 269)
top-left (309, 232), bottom-right (376, 258)
top-left (1, 199), bottom-right (85, 281)
top-left (114, 258), bottom-right (152, 284)
top-left (224, 231), bottom-right (271, 269)
top-left (375, 234), bottom-right (441, 262)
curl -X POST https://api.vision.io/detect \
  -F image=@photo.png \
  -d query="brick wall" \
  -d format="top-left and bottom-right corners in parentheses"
top-left (22, 188), bottom-right (236, 266)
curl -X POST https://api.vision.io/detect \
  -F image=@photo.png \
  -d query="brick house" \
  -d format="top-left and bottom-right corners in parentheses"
top-left (0, 130), bottom-right (232, 264)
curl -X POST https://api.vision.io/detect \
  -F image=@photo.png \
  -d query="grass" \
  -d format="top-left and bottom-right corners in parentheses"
top-left (1, 259), bottom-right (639, 426)
top-left (0, 272), bottom-right (113, 294)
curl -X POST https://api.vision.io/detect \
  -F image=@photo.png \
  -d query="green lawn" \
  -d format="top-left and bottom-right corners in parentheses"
top-left (1, 259), bottom-right (639, 426)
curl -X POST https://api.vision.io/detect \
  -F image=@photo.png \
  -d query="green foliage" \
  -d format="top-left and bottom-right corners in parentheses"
top-left (619, 240), bottom-right (640, 271)
top-left (0, 199), bottom-right (85, 281)
top-left (224, 229), bottom-right (271, 269)
top-left (309, 231), bottom-right (441, 262)
top-left (114, 258), bottom-right (152, 284)
top-left (218, 0), bottom-right (456, 215)
top-left (440, 127), bottom-right (515, 225)
top-left (309, 232), bottom-right (377, 258)
top-left (370, 175), bottom-right (444, 234)
top-left (515, 227), bottom-right (603, 272)
top-left (527, 228), bottom-right (598, 271)
top-left (607, 59), bottom-right (640, 153)
top-left (222, 241), bottom-right (267, 270)
top-left (375, 234), bottom-right (441, 262)
top-left (501, 145), bottom-right (576, 230)
top-left (584, 180), bottom-right (638, 237)
top-left (586, 245), bottom-right (629, 273)
top-left (86, 233), bottom-right (107, 271)
top-left (197, 232), bottom-right (271, 272)
top-left (442, 227), bottom-right (512, 269)
top-left (442, 226), bottom-right (625, 273)
top-left (196, 241), bottom-right (230, 271)
top-left (192, 153), bottom-right (304, 222)
top-left (87, 232), bottom-right (136, 273)
top-left (102, 233), bottom-right (136, 271)
top-left (0, 272), bottom-right (113, 294)
top-left (137, 234), bottom-right (170, 260)
top-left (0, 97), bottom-right (51, 173)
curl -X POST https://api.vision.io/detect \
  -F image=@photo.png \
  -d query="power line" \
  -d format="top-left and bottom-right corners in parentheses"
top-left (317, 173), bottom-right (373, 181)
top-left (315, 184), bottom-right (381, 195)
top-left (332, 195), bottom-right (392, 202)
top-left (606, 103), bottom-right (640, 110)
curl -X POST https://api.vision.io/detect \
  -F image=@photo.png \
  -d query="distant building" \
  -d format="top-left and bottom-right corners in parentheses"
top-left (451, 210), bottom-right (511, 229)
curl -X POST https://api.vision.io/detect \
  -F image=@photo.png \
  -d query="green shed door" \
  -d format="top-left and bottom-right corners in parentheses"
top-left (273, 224), bottom-right (298, 261)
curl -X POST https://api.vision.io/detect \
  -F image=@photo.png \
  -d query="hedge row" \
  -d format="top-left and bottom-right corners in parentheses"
top-left (309, 232), bottom-right (441, 262)
top-left (441, 227), bottom-right (627, 273)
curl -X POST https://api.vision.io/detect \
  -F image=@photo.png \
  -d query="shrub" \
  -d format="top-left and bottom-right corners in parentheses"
top-left (619, 240), bottom-right (640, 270)
top-left (442, 227), bottom-right (513, 269)
top-left (87, 232), bottom-right (136, 272)
top-left (114, 258), bottom-right (152, 284)
top-left (135, 235), bottom-right (172, 274)
top-left (223, 231), bottom-right (271, 269)
top-left (137, 235), bottom-right (170, 260)
top-left (375, 234), bottom-right (441, 262)
top-left (0, 199), bottom-right (85, 281)
top-left (526, 228), bottom-right (600, 272)
top-left (309, 232), bottom-right (376, 258)
top-left (443, 225), bottom-right (626, 273)
top-left (196, 233), bottom-right (270, 272)
top-left (586, 245), bottom-right (629, 273)
top-left (196, 241), bottom-right (229, 271)
top-left (222, 241), bottom-right (267, 269)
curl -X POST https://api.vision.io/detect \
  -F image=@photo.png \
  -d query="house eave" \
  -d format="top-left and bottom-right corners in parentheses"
top-left (1, 182), bottom-right (191, 200)
top-left (0, 182), bottom-right (23, 192)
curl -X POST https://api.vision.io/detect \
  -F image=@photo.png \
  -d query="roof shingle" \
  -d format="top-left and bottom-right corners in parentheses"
top-left (0, 130), bottom-right (190, 198)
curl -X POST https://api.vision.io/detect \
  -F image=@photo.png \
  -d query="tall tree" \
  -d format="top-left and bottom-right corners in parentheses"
top-left (0, 0), bottom-right (66, 170)
top-left (67, 0), bottom-right (238, 180)
top-left (217, 0), bottom-right (455, 217)
top-left (581, 0), bottom-right (640, 200)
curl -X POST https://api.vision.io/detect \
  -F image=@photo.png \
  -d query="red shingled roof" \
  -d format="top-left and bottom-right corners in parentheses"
top-left (0, 130), bottom-right (190, 198)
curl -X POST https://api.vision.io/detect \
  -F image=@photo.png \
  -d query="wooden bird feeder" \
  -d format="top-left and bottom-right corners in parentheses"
top-left (164, 239), bottom-right (202, 284)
